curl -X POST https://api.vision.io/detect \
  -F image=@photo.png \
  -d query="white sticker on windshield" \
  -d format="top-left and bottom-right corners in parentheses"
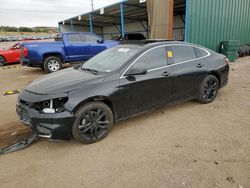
top-left (118, 48), bottom-right (130, 52)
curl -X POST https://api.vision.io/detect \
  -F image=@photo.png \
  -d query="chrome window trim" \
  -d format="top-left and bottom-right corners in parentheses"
top-left (120, 44), bottom-right (211, 79)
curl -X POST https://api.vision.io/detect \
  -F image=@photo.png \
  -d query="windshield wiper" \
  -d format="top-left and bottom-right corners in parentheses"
top-left (82, 68), bottom-right (99, 75)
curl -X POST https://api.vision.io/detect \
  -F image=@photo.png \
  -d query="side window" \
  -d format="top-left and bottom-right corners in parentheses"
top-left (67, 34), bottom-right (82, 43)
top-left (132, 47), bottom-right (167, 71)
top-left (83, 34), bottom-right (100, 42)
top-left (194, 47), bottom-right (208, 58)
top-left (171, 45), bottom-right (196, 63)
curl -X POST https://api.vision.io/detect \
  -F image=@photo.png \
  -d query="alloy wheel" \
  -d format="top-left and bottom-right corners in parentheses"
top-left (77, 108), bottom-right (110, 141)
top-left (203, 78), bottom-right (218, 101)
top-left (48, 60), bottom-right (60, 72)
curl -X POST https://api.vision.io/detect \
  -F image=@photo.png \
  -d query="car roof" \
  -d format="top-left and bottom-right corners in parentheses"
top-left (118, 40), bottom-right (211, 51)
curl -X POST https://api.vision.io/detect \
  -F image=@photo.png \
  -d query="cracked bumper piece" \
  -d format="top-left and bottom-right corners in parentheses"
top-left (16, 103), bottom-right (76, 141)
top-left (0, 131), bottom-right (38, 155)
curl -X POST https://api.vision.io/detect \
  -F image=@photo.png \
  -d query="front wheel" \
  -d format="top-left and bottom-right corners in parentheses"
top-left (0, 56), bottom-right (6, 67)
top-left (72, 102), bottom-right (114, 144)
top-left (196, 75), bottom-right (219, 104)
top-left (43, 56), bottom-right (62, 73)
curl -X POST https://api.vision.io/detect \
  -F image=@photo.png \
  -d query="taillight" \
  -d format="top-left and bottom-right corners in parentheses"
top-left (23, 47), bottom-right (29, 58)
top-left (224, 58), bottom-right (230, 65)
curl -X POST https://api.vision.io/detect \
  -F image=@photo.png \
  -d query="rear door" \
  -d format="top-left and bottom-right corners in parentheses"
top-left (64, 33), bottom-right (87, 62)
top-left (170, 45), bottom-right (209, 101)
top-left (82, 33), bottom-right (107, 60)
top-left (118, 46), bottom-right (174, 118)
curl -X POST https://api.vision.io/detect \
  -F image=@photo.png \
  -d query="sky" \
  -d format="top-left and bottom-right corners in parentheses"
top-left (0, 0), bottom-right (120, 27)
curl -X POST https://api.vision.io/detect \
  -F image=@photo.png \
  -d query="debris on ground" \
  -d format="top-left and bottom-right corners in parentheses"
top-left (0, 125), bottom-right (33, 148)
top-left (238, 184), bottom-right (243, 188)
top-left (214, 161), bottom-right (220, 165)
top-left (0, 131), bottom-right (38, 155)
top-left (226, 177), bottom-right (235, 184)
top-left (11, 131), bottom-right (17, 136)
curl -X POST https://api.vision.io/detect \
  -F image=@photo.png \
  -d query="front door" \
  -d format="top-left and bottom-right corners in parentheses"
top-left (9, 43), bottom-right (21, 62)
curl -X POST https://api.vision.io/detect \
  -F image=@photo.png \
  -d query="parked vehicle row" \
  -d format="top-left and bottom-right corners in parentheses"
top-left (16, 40), bottom-right (230, 143)
top-left (0, 35), bottom-right (53, 42)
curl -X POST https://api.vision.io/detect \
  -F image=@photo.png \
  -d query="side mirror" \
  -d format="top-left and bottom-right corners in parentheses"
top-left (97, 38), bottom-right (104, 43)
top-left (125, 68), bottom-right (147, 76)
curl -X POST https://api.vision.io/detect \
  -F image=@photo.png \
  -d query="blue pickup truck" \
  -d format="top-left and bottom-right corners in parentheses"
top-left (21, 32), bottom-right (119, 73)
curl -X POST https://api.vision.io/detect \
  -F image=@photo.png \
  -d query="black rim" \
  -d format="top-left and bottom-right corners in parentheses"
top-left (78, 108), bottom-right (110, 141)
top-left (203, 78), bottom-right (218, 100)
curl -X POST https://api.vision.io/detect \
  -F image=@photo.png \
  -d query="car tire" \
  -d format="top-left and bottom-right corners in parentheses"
top-left (196, 75), bottom-right (219, 104)
top-left (43, 56), bottom-right (62, 73)
top-left (238, 47), bottom-right (244, 57)
top-left (72, 102), bottom-right (114, 144)
top-left (243, 46), bottom-right (249, 56)
top-left (0, 56), bottom-right (6, 67)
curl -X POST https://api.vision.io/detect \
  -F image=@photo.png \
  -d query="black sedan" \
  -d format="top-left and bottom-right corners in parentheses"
top-left (16, 41), bottom-right (229, 143)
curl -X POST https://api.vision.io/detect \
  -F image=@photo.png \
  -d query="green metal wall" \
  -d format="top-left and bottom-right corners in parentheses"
top-left (186, 0), bottom-right (250, 51)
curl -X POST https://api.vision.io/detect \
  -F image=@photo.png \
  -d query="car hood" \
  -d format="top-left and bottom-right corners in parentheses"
top-left (24, 67), bottom-right (106, 95)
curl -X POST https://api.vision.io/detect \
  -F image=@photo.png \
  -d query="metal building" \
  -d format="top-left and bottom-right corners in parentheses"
top-left (59, 0), bottom-right (250, 51)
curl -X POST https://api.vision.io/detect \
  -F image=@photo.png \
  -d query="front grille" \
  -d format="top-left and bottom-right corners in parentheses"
top-left (17, 105), bottom-right (31, 126)
top-left (20, 110), bottom-right (31, 125)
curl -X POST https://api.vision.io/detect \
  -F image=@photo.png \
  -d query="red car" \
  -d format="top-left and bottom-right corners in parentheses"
top-left (0, 43), bottom-right (23, 66)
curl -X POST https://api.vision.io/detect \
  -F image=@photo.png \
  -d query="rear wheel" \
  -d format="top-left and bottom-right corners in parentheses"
top-left (196, 75), bottom-right (219, 104)
top-left (72, 102), bottom-right (113, 144)
top-left (0, 56), bottom-right (6, 67)
top-left (43, 56), bottom-right (62, 73)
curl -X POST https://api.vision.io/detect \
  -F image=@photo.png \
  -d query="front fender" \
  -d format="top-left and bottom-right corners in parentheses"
top-left (65, 78), bottom-right (120, 119)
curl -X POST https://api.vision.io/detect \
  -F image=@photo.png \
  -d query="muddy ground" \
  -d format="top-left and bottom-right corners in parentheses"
top-left (0, 43), bottom-right (249, 187)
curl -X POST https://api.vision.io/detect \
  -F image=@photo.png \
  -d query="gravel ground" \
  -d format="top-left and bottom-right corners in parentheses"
top-left (0, 44), bottom-right (249, 188)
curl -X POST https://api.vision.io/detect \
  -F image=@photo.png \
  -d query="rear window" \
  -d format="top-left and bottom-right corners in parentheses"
top-left (67, 34), bottom-right (82, 43)
top-left (195, 47), bottom-right (208, 58)
top-left (171, 45), bottom-right (196, 63)
top-left (83, 34), bottom-right (101, 42)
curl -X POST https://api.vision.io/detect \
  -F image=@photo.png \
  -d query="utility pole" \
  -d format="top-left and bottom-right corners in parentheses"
top-left (91, 0), bottom-right (94, 11)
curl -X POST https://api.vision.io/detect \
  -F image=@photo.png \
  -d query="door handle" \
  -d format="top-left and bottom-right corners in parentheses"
top-left (196, 63), bottom-right (204, 68)
top-left (162, 71), bottom-right (172, 77)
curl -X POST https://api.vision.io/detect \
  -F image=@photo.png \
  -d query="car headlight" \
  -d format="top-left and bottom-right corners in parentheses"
top-left (33, 97), bottom-right (68, 114)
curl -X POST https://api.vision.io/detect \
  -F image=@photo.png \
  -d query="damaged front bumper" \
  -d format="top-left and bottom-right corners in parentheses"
top-left (16, 91), bottom-right (76, 141)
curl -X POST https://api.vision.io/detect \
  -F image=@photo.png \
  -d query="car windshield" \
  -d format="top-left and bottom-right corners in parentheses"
top-left (81, 46), bottom-right (141, 73)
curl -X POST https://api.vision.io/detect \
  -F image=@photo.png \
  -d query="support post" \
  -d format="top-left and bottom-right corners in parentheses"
top-left (70, 19), bottom-right (74, 32)
top-left (58, 23), bottom-right (61, 33)
top-left (89, 14), bottom-right (93, 33)
top-left (184, 0), bottom-right (189, 42)
top-left (168, 0), bottom-right (174, 39)
top-left (120, 3), bottom-right (125, 37)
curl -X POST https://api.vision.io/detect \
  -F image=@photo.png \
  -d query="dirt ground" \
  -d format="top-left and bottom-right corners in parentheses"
top-left (0, 45), bottom-right (249, 187)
